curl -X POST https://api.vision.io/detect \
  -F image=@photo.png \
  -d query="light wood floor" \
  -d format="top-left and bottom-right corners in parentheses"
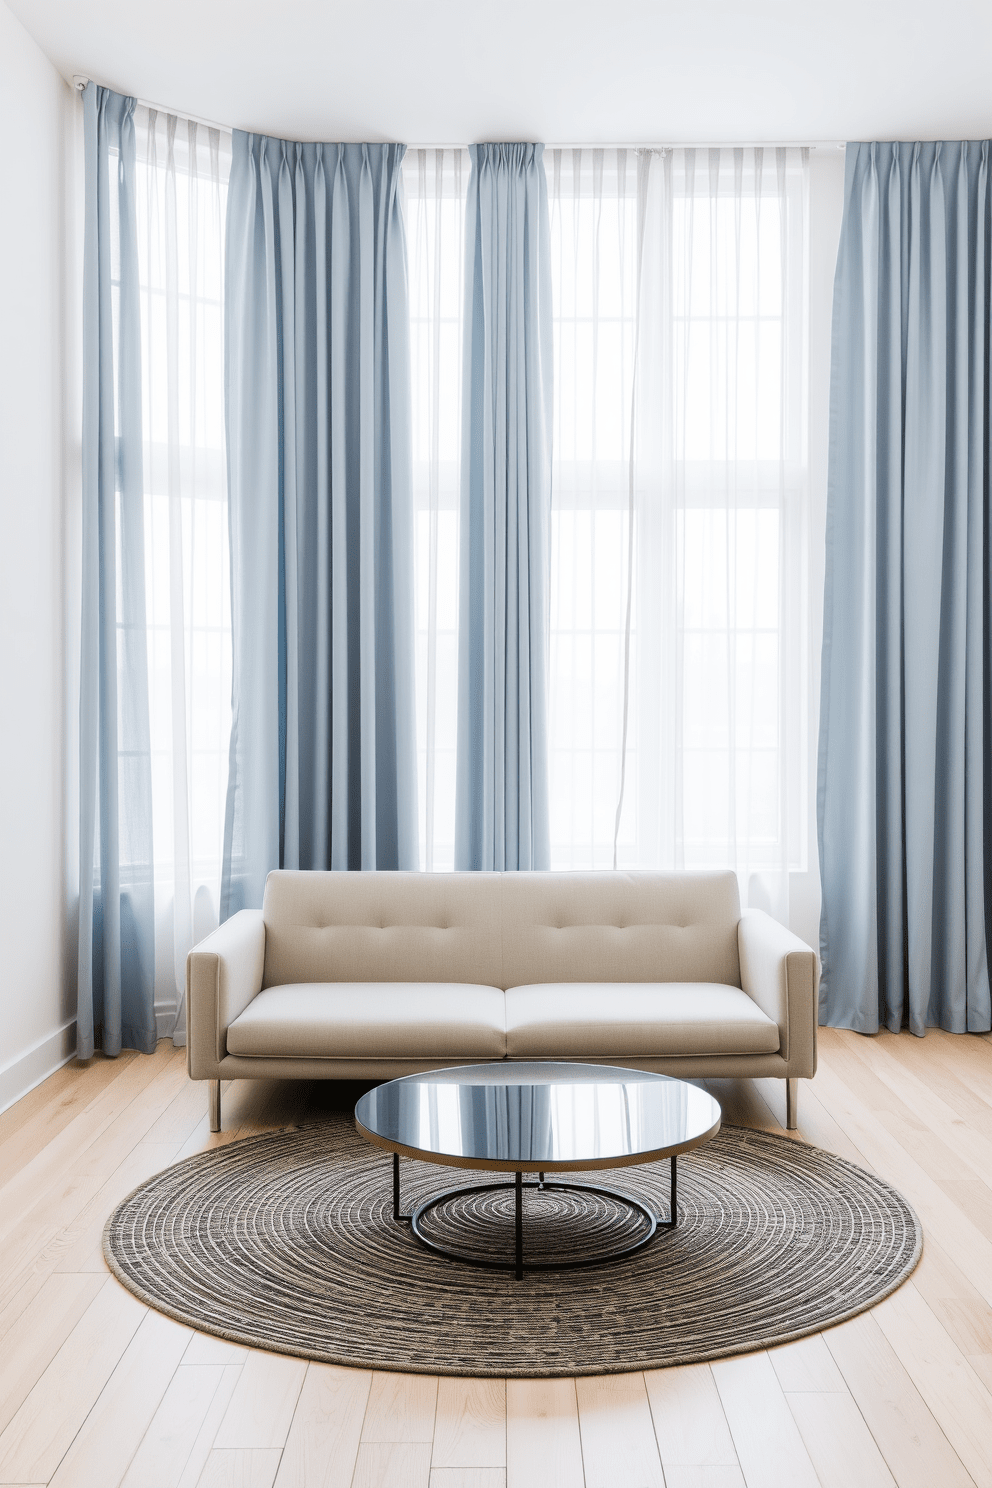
top-left (1, 1027), bottom-right (991, 1487)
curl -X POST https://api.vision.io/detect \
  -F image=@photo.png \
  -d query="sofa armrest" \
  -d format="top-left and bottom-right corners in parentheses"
top-left (186, 910), bottom-right (266, 1079)
top-left (738, 909), bottom-right (819, 1076)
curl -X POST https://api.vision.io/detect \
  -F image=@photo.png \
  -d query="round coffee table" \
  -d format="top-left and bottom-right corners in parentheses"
top-left (355, 1061), bottom-right (721, 1279)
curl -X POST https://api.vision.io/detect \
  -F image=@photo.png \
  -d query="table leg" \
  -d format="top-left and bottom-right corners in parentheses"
top-left (515, 1171), bottom-right (523, 1280)
top-left (670, 1154), bottom-right (677, 1227)
top-left (393, 1153), bottom-right (410, 1222)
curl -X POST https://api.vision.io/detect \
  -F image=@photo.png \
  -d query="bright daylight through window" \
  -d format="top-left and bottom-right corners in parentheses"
top-left (408, 146), bottom-right (810, 904)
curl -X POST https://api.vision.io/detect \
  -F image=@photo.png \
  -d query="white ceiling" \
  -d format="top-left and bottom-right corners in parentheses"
top-left (9, 0), bottom-right (992, 145)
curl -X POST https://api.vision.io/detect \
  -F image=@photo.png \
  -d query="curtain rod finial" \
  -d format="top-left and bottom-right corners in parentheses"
top-left (72, 74), bottom-right (88, 92)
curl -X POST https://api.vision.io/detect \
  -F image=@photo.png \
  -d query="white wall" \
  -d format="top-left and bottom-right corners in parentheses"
top-left (0, 0), bottom-right (74, 1111)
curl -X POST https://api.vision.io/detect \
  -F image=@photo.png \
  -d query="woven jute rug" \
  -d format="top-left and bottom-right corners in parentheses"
top-left (104, 1117), bottom-right (921, 1376)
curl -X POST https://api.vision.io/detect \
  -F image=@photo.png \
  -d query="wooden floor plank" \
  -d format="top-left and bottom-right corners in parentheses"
top-left (175, 1366), bottom-right (244, 1488)
top-left (906, 1236), bottom-right (992, 1359)
top-left (710, 1353), bottom-right (820, 1488)
top-left (361, 1371), bottom-right (438, 1444)
top-left (643, 1364), bottom-right (741, 1469)
top-left (877, 1032), bottom-right (992, 1135)
top-left (762, 1074), bottom-right (874, 1169)
top-left (213, 1351), bottom-right (309, 1451)
top-left (0, 1054), bottom-right (91, 1141)
top-left (662, 1470), bottom-right (747, 1488)
top-left (575, 1373), bottom-right (664, 1488)
top-left (938, 1177), bottom-right (992, 1243)
top-left (351, 1442), bottom-right (433, 1488)
top-left (432, 1378), bottom-right (505, 1469)
top-left (183, 1333), bottom-right (250, 1367)
top-left (46, 1307), bottom-right (192, 1488)
top-left (273, 1362), bottom-right (372, 1488)
top-left (812, 1058), bottom-right (992, 1305)
top-left (52, 1140), bottom-right (178, 1274)
top-left (430, 1472), bottom-right (506, 1488)
top-left (0, 1136), bottom-right (176, 1338)
top-left (0, 1043), bottom-right (179, 1245)
top-left (834, 1029), bottom-right (992, 1184)
top-left (871, 1282), bottom-right (992, 1487)
top-left (0, 1278), bottom-right (147, 1483)
top-left (926, 1030), bottom-right (992, 1106)
top-left (785, 1392), bottom-right (897, 1488)
top-left (821, 1312), bottom-right (973, 1488)
top-left (0, 1053), bottom-right (137, 1180)
top-left (0, 1063), bottom-right (188, 1316)
top-left (505, 1379), bottom-right (584, 1488)
top-left (0, 1271), bottom-right (105, 1433)
top-left (144, 1072), bottom-right (218, 1151)
top-left (194, 1449), bottom-right (283, 1488)
top-left (768, 1335), bottom-right (847, 1394)
top-left (120, 1364), bottom-right (227, 1488)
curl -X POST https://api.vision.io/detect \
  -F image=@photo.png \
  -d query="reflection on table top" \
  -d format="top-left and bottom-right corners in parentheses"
top-left (354, 1062), bottom-right (722, 1172)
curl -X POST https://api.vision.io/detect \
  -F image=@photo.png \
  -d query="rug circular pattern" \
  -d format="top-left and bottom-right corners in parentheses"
top-left (103, 1117), bottom-right (922, 1376)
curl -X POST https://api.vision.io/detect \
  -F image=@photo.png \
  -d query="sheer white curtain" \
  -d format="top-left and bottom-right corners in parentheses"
top-left (546, 149), bottom-right (639, 868)
top-left (134, 106), bottom-right (232, 1038)
top-left (547, 148), bottom-right (809, 914)
top-left (403, 149), bottom-right (468, 871)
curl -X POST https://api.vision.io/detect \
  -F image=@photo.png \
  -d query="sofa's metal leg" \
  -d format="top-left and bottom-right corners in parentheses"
top-left (209, 1080), bottom-right (222, 1133)
top-left (786, 1077), bottom-right (798, 1131)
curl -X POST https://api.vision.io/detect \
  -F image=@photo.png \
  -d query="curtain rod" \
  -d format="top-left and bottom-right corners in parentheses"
top-left (71, 81), bottom-right (847, 152)
top-left (411, 141), bottom-right (846, 152)
top-left (72, 75), bottom-right (233, 135)
top-left (72, 84), bottom-right (845, 151)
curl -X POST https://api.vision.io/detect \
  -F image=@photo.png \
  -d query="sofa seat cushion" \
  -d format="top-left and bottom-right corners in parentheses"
top-left (504, 983), bottom-right (780, 1058)
top-left (226, 983), bottom-right (506, 1060)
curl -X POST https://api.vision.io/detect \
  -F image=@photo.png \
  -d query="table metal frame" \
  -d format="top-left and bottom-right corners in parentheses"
top-left (391, 1150), bottom-right (677, 1281)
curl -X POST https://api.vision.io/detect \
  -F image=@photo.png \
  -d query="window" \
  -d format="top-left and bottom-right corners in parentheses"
top-left (547, 148), bottom-right (808, 897)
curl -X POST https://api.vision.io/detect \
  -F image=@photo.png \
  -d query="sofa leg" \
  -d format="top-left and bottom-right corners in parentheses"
top-left (786, 1077), bottom-right (798, 1131)
top-left (209, 1080), bottom-right (222, 1133)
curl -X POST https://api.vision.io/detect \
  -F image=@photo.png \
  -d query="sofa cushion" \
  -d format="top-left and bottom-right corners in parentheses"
top-left (500, 871), bottom-right (742, 989)
top-left (504, 982), bottom-right (779, 1058)
top-left (226, 983), bottom-right (507, 1060)
top-left (261, 871), bottom-right (503, 991)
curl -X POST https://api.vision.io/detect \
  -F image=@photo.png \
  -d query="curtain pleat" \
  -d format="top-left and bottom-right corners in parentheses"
top-left (221, 136), bottom-right (418, 914)
top-left (818, 139), bottom-right (992, 1034)
top-left (455, 143), bottom-right (553, 871)
top-left (78, 83), bottom-right (157, 1057)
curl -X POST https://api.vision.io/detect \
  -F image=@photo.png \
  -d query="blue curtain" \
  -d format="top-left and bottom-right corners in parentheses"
top-left (819, 140), bottom-right (992, 1035)
top-left (221, 136), bottom-right (418, 915)
top-left (78, 84), bottom-right (157, 1057)
top-left (455, 144), bottom-right (553, 871)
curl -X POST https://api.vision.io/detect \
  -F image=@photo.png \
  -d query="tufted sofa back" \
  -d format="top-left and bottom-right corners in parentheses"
top-left (260, 869), bottom-right (742, 990)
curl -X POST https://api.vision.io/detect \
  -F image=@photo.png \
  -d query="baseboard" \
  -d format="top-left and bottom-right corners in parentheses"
top-left (155, 1000), bottom-right (186, 1047)
top-left (0, 1018), bottom-right (78, 1117)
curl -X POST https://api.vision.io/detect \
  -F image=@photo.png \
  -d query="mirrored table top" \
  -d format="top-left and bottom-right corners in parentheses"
top-left (355, 1062), bottom-right (722, 1173)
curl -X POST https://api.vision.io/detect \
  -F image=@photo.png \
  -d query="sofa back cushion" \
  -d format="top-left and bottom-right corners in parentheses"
top-left (261, 868), bottom-right (741, 990)
top-left (500, 871), bottom-right (741, 988)
top-left (262, 871), bottom-right (503, 989)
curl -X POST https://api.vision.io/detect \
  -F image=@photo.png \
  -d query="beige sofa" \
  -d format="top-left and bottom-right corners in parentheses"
top-left (187, 869), bottom-right (818, 1132)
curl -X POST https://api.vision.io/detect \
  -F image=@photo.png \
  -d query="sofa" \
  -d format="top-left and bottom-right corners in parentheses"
top-left (186, 868), bottom-right (819, 1132)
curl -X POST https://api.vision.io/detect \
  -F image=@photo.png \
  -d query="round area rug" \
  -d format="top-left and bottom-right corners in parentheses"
top-left (103, 1117), bottom-right (921, 1376)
